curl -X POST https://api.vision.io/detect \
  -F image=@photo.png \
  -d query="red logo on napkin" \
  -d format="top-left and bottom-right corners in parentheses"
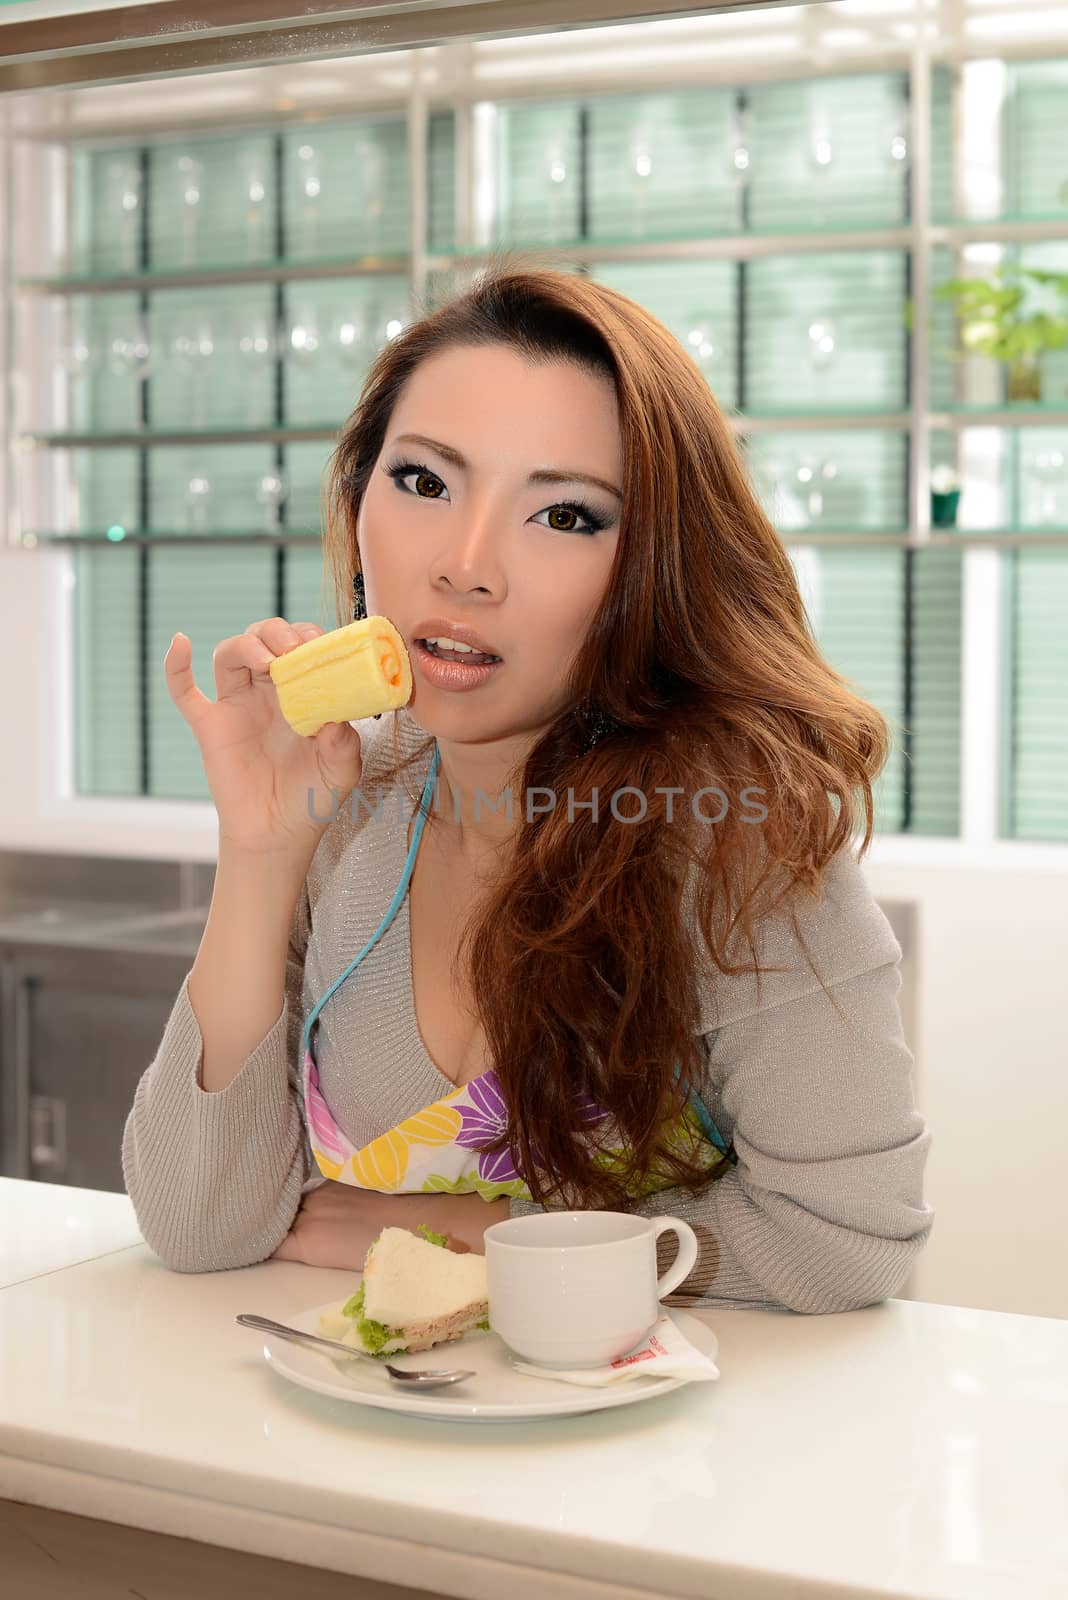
top-left (610, 1333), bottom-right (668, 1369)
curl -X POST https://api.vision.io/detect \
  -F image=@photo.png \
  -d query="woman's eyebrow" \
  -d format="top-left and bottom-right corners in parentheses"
top-left (392, 432), bottom-right (622, 501)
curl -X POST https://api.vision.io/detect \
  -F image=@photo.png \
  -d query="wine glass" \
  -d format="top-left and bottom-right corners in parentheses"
top-left (280, 303), bottom-right (322, 368)
top-left (353, 133), bottom-right (387, 254)
top-left (236, 310), bottom-right (281, 383)
top-left (729, 99), bottom-right (752, 207)
top-left (1030, 446), bottom-right (1066, 525)
top-left (887, 124), bottom-right (909, 177)
top-left (542, 135), bottom-right (570, 243)
top-left (106, 314), bottom-right (154, 380)
top-left (295, 141), bottom-right (322, 257)
top-left (807, 315), bottom-right (837, 374)
top-left (761, 453), bottom-right (806, 531)
top-left (685, 313), bottom-right (720, 377)
top-left (240, 145), bottom-right (272, 262)
top-left (105, 157), bottom-right (143, 274)
top-left (171, 308), bottom-right (217, 429)
top-left (175, 153), bottom-right (206, 269)
top-left (105, 308), bottom-right (154, 425)
top-left (184, 472), bottom-right (212, 534)
top-left (255, 466), bottom-right (290, 533)
top-left (629, 134), bottom-right (654, 240)
top-left (806, 117), bottom-right (834, 226)
top-left (57, 298), bottom-right (100, 384)
top-left (329, 306), bottom-right (368, 372)
top-left (796, 457), bottom-right (838, 524)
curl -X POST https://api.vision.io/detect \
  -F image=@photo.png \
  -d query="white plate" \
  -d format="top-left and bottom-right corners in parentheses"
top-left (258, 1293), bottom-right (719, 1421)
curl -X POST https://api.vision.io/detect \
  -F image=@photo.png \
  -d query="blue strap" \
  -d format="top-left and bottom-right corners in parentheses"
top-left (302, 737), bottom-right (734, 1165)
top-left (300, 740), bottom-right (442, 1063)
top-left (674, 1061), bottom-right (733, 1160)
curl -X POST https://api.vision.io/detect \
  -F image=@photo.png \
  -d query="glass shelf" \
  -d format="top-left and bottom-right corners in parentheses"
top-left (21, 424), bottom-right (342, 448)
top-left (16, 252), bottom-right (411, 295)
top-left (452, 221), bottom-right (916, 255)
top-left (15, 229), bottom-right (919, 298)
top-left (733, 407), bottom-right (910, 426)
top-left (26, 409), bottom-right (1068, 450)
top-left (16, 222), bottom-right (1068, 298)
top-left (20, 412), bottom-right (916, 449)
top-left (931, 406), bottom-right (1068, 427)
top-left (28, 527), bottom-right (1068, 549)
top-left (928, 530), bottom-right (1068, 546)
top-left (932, 211), bottom-right (1068, 229)
top-left (22, 530), bottom-right (318, 546)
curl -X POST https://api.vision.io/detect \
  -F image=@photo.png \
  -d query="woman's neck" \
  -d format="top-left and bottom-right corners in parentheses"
top-left (428, 733), bottom-right (530, 854)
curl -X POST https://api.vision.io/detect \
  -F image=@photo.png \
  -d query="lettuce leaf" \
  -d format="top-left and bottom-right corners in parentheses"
top-left (340, 1281), bottom-right (406, 1358)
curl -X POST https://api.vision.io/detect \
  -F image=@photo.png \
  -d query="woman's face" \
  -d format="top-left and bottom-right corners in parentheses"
top-left (356, 341), bottom-right (622, 744)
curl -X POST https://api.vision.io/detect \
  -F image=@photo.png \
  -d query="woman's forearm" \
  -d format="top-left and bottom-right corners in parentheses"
top-left (385, 1190), bottom-right (510, 1251)
top-left (189, 841), bottom-right (311, 1094)
top-left (271, 1183), bottom-right (509, 1271)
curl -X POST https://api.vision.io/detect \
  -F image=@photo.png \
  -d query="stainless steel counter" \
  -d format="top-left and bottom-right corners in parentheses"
top-left (0, 849), bottom-right (212, 1190)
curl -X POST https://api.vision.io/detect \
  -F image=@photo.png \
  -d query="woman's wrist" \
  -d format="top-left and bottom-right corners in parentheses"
top-left (269, 1183), bottom-right (511, 1272)
top-left (378, 1190), bottom-right (509, 1253)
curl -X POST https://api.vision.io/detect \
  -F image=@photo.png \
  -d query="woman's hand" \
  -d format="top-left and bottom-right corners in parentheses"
top-left (164, 618), bottom-right (364, 861)
top-left (269, 1182), bottom-right (510, 1271)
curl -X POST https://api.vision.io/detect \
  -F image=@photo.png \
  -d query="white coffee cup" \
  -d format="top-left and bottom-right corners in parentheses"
top-left (482, 1210), bottom-right (699, 1369)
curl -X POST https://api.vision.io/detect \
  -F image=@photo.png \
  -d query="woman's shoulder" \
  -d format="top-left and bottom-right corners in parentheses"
top-left (686, 842), bottom-right (903, 1034)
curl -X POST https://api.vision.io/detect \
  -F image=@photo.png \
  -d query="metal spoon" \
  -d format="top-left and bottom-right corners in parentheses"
top-left (236, 1313), bottom-right (475, 1386)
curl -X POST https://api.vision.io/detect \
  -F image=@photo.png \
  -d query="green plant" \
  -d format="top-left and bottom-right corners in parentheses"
top-left (906, 266), bottom-right (1068, 401)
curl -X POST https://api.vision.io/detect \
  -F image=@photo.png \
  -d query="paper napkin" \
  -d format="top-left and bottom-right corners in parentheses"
top-left (509, 1314), bottom-right (720, 1387)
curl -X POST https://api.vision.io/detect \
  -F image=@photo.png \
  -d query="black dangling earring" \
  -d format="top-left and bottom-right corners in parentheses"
top-left (576, 698), bottom-right (617, 754)
top-left (352, 571), bottom-right (382, 719)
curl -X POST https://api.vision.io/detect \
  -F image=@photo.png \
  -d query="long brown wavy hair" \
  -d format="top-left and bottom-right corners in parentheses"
top-left (319, 255), bottom-right (893, 1210)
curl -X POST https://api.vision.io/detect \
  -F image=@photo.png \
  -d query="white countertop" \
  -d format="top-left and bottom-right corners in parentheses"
top-left (0, 1177), bottom-right (143, 1288)
top-left (1, 1178), bottom-right (1067, 1600)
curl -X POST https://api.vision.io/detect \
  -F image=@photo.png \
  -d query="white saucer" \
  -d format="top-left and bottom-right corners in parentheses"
top-left (257, 1295), bottom-right (719, 1422)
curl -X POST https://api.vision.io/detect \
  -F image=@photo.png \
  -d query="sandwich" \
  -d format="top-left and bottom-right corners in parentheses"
top-left (269, 615), bottom-right (412, 737)
top-left (318, 1224), bottom-right (490, 1357)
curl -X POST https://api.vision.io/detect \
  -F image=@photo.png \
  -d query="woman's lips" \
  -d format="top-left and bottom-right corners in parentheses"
top-left (413, 639), bottom-right (504, 693)
top-left (410, 620), bottom-right (502, 657)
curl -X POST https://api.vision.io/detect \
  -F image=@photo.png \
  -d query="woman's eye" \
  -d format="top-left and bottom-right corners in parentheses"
top-left (386, 462), bottom-right (449, 500)
top-left (531, 504), bottom-right (604, 537)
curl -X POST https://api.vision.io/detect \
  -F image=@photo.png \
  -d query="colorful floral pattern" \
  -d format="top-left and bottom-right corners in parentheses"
top-left (301, 1040), bottom-right (729, 1205)
top-left (302, 1046), bottom-right (531, 1201)
top-left (454, 1075), bottom-right (522, 1185)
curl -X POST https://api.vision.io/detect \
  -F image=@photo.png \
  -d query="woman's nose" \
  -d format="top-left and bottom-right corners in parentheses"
top-left (431, 520), bottom-right (506, 595)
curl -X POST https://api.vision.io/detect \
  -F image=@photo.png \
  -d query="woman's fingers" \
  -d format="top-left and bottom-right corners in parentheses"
top-left (244, 616), bottom-right (323, 654)
top-left (163, 632), bottom-right (214, 733)
top-left (211, 633), bottom-right (278, 699)
top-left (165, 621), bottom-right (328, 723)
top-left (211, 619), bottom-right (324, 699)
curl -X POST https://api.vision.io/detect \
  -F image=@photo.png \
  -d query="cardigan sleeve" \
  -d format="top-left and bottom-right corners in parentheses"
top-left (509, 849), bottom-right (934, 1314)
top-left (121, 879), bottom-right (314, 1273)
top-left (632, 955), bottom-right (932, 1313)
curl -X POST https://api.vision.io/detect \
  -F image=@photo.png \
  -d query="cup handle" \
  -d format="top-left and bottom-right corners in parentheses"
top-left (653, 1217), bottom-right (699, 1300)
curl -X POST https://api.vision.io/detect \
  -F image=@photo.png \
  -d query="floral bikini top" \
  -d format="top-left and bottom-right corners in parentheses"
top-left (299, 741), bottom-right (736, 1205)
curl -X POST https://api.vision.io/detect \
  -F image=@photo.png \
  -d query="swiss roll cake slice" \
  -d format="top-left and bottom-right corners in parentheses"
top-left (269, 615), bottom-right (412, 736)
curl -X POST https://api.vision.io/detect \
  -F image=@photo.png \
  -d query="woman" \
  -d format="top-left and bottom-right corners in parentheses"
top-left (123, 262), bottom-right (933, 1312)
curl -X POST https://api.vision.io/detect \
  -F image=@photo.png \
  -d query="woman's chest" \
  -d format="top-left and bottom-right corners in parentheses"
top-left (407, 837), bottom-right (496, 1090)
